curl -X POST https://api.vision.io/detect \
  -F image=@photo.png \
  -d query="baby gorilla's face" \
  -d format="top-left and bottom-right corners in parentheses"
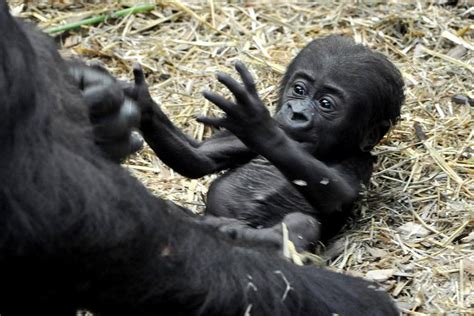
top-left (275, 67), bottom-right (361, 156)
top-left (274, 36), bottom-right (404, 157)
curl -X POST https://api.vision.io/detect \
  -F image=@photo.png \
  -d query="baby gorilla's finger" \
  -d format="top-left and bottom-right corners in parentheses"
top-left (83, 84), bottom-right (124, 119)
top-left (216, 73), bottom-right (248, 104)
top-left (202, 91), bottom-right (238, 116)
top-left (132, 63), bottom-right (146, 86)
top-left (234, 61), bottom-right (257, 95)
top-left (195, 116), bottom-right (227, 129)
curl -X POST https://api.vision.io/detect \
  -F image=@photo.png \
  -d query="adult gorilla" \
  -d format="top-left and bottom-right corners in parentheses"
top-left (0, 2), bottom-right (397, 315)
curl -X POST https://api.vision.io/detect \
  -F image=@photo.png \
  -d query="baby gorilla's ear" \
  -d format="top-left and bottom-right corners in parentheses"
top-left (359, 120), bottom-right (391, 152)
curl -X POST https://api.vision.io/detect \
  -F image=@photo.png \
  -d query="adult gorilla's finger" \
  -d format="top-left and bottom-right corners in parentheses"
top-left (202, 91), bottom-right (238, 116)
top-left (129, 131), bottom-right (144, 154)
top-left (120, 98), bottom-right (141, 128)
top-left (93, 115), bottom-right (130, 140)
top-left (96, 134), bottom-right (140, 163)
top-left (199, 216), bottom-right (242, 228)
top-left (122, 83), bottom-right (138, 100)
top-left (219, 225), bottom-right (282, 248)
top-left (86, 62), bottom-right (114, 82)
top-left (92, 100), bottom-right (139, 140)
top-left (83, 84), bottom-right (124, 118)
top-left (234, 61), bottom-right (257, 95)
top-left (216, 73), bottom-right (248, 104)
top-left (68, 61), bottom-right (115, 90)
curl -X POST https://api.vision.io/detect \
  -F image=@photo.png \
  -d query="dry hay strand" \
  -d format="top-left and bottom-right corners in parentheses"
top-left (10, 1), bottom-right (474, 315)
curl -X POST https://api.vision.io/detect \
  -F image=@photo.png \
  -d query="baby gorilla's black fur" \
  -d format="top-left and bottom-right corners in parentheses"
top-left (0, 2), bottom-right (398, 315)
top-left (117, 36), bottom-right (404, 251)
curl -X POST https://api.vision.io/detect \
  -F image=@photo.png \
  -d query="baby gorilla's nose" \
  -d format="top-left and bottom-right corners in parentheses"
top-left (286, 101), bottom-right (313, 128)
top-left (290, 110), bottom-right (309, 122)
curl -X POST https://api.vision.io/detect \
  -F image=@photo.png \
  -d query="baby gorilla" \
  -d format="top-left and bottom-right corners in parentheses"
top-left (84, 36), bottom-right (404, 252)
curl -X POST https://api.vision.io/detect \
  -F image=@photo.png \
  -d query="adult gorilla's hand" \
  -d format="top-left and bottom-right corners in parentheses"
top-left (200, 212), bottom-right (319, 254)
top-left (67, 60), bottom-right (143, 162)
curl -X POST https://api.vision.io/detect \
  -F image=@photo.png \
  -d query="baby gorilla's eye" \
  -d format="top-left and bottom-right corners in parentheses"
top-left (293, 83), bottom-right (307, 96)
top-left (319, 97), bottom-right (334, 110)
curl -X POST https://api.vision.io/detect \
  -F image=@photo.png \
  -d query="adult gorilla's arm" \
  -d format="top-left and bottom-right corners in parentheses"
top-left (126, 65), bottom-right (256, 178)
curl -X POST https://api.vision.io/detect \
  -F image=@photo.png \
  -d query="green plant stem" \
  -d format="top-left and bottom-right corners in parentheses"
top-left (45, 4), bottom-right (155, 34)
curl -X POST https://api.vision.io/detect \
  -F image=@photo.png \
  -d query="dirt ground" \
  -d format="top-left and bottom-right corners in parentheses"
top-left (10, 1), bottom-right (473, 315)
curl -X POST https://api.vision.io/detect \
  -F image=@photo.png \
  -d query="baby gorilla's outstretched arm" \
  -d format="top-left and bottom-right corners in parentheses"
top-left (122, 64), bottom-right (256, 178)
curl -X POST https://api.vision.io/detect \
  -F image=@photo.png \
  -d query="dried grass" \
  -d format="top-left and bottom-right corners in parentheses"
top-left (10, 1), bottom-right (473, 315)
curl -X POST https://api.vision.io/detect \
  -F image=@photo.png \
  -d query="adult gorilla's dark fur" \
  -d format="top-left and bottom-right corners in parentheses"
top-left (0, 2), bottom-right (398, 315)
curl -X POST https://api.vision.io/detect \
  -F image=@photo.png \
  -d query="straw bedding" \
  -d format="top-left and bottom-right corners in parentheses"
top-left (9, 1), bottom-right (473, 314)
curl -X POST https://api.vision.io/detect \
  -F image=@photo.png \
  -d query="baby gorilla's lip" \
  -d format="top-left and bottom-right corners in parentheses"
top-left (275, 116), bottom-right (313, 141)
top-left (275, 113), bottom-right (313, 133)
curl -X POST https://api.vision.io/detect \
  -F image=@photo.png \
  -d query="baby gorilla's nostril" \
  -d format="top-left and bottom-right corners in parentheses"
top-left (291, 112), bottom-right (309, 122)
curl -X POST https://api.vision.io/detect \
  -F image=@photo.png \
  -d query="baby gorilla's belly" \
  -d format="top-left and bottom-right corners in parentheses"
top-left (206, 157), bottom-right (314, 228)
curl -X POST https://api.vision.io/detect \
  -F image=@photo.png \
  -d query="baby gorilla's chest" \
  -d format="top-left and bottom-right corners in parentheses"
top-left (206, 157), bottom-right (314, 227)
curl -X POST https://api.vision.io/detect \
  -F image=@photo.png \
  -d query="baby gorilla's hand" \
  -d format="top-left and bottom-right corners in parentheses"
top-left (198, 62), bottom-right (277, 151)
top-left (67, 60), bottom-right (143, 162)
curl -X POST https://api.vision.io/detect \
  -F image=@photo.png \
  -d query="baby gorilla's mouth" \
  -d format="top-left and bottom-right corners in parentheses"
top-left (290, 111), bottom-right (309, 122)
